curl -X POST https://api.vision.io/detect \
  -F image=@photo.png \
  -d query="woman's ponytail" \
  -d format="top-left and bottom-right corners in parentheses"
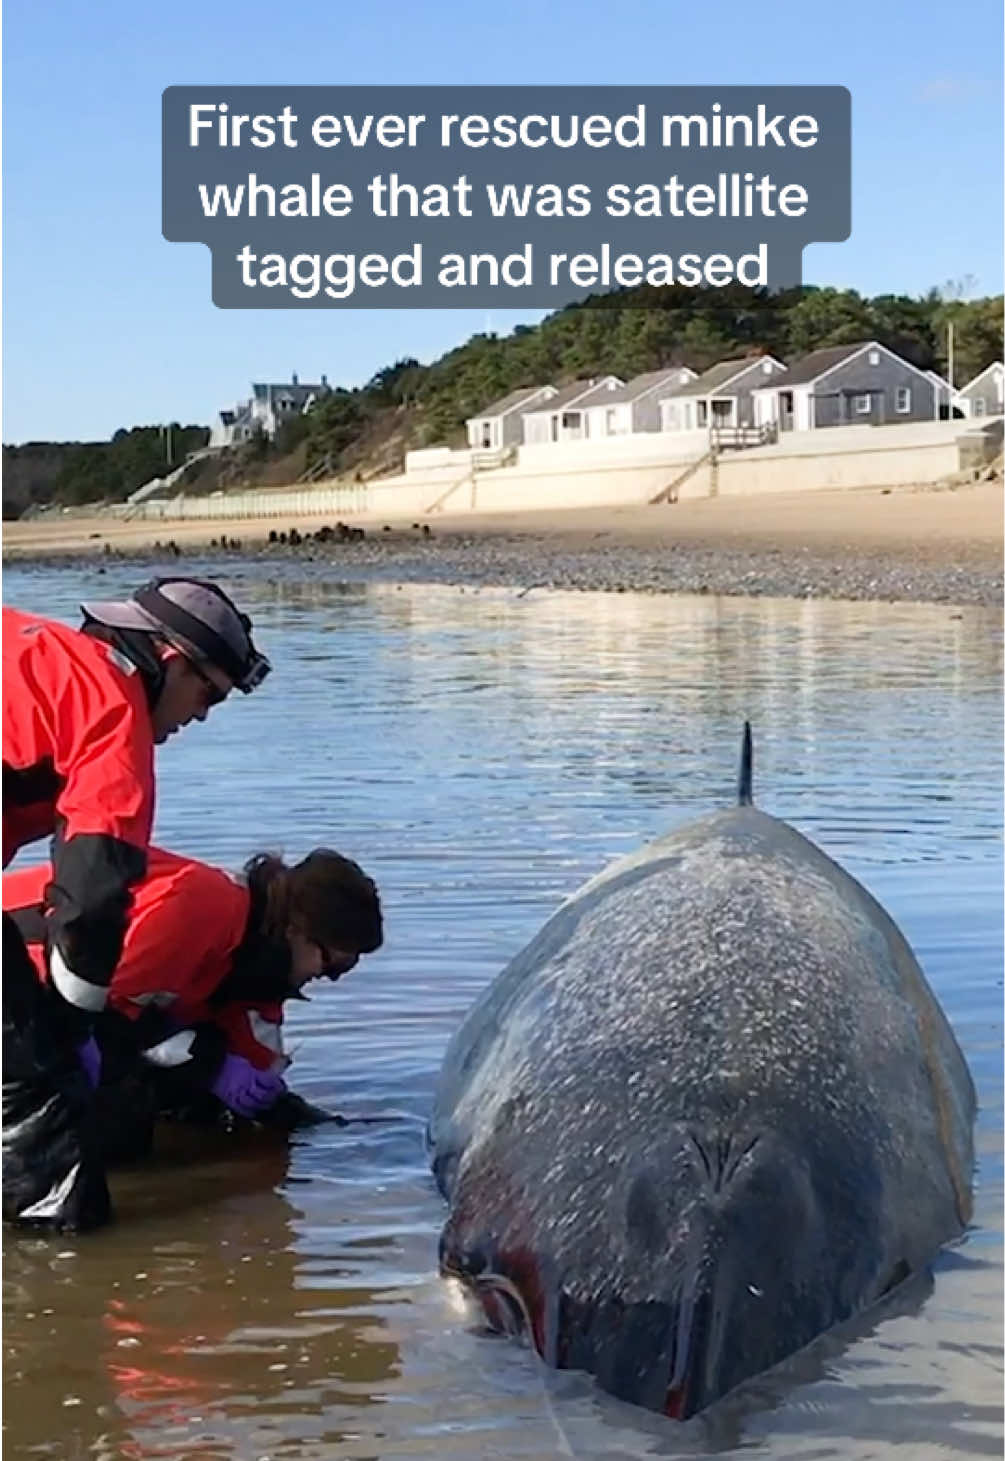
top-left (242, 853), bottom-right (291, 941)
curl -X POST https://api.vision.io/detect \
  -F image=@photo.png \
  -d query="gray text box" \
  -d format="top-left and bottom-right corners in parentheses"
top-left (162, 85), bottom-right (851, 308)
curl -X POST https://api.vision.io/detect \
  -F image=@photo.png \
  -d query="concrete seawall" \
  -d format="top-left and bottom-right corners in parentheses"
top-left (118, 419), bottom-right (1000, 524)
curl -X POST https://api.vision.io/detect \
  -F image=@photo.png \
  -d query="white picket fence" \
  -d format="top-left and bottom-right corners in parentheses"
top-left (120, 481), bottom-right (371, 522)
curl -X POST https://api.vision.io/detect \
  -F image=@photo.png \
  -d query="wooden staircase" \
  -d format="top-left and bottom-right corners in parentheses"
top-left (649, 450), bottom-right (715, 505)
top-left (425, 473), bottom-right (475, 514)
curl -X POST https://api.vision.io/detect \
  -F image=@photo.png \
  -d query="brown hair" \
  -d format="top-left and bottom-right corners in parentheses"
top-left (243, 849), bottom-right (383, 955)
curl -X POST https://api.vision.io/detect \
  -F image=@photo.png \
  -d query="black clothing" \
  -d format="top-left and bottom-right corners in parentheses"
top-left (2, 913), bottom-right (111, 1232)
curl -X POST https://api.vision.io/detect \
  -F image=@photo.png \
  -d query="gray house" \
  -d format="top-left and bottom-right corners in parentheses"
top-left (210, 373), bottom-right (332, 447)
top-left (957, 362), bottom-right (1004, 419)
top-left (520, 377), bottom-right (623, 444)
top-left (465, 384), bottom-right (558, 450)
top-left (210, 402), bottom-right (256, 448)
top-left (660, 355), bottom-right (786, 432)
top-left (751, 342), bottom-right (942, 431)
top-left (577, 367), bottom-right (697, 438)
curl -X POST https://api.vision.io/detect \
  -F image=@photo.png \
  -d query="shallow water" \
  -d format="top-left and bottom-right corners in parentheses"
top-left (3, 559), bottom-right (1002, 1460)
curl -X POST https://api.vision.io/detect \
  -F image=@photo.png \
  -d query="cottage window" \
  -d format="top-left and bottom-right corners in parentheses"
top-left (973, 398), bottom-right (986, 416)
top-left (868, 350), bottom-right (880, 365)
top-left (854, 394), bottom-right (871, 414)
top-left (895, 387), bottom-right (911, 413)
top-left (761, 359), bottom-right (773, 374)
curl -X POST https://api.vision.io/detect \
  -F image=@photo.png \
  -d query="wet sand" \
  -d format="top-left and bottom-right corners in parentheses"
top-left (4, 481), bottom-right (1002, 606)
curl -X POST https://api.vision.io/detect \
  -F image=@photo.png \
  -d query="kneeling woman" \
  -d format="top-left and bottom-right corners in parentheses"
top-left (3, 844), bottom-right (383, 1159)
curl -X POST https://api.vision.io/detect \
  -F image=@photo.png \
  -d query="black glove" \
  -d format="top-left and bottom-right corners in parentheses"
top-left (257, 1089), bottom-right (343, 1130)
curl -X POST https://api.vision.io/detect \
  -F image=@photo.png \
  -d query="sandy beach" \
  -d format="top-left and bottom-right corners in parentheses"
top-left (4, 481), bottom-right (1002, 606)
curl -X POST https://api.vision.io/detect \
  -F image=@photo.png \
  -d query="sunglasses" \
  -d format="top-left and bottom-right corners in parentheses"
top-left (313, 941), bottom-right (359, 980)
top-left (184, 655), bottom-right (228, 707)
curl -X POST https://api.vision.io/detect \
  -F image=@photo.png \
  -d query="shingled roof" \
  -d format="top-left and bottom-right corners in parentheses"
top-left (674, 357), bottom-right (779, 397)
top-left (522, 378), bottom-right (619, 413)
top-left (959, 360), bottom-right (1004, 393)
top-left (252, 381), bottom-right (328, 404)
top-left (757, 343), bottom-right (869, 389)
top-left (469, 384), bottom-right (555, 419)
top-left (575, 368), bottom-right (693, 408)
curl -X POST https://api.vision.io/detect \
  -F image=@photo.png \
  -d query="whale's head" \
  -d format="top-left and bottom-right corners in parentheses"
top-left (438, 1108), bottom-right (897, 1418)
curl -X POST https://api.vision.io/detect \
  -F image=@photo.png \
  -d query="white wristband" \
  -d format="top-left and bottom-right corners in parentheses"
top-left (140, 1030), bottom-right (198, 1068)
top-left (49, 947), bottom-right (108, 1012)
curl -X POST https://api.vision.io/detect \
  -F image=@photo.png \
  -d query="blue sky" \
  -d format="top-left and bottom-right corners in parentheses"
top-left (3, 0), bottom-right (1002, 444)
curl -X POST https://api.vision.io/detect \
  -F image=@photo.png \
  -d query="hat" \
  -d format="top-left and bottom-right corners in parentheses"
top-left (82, 578), bottom-right (271, 693)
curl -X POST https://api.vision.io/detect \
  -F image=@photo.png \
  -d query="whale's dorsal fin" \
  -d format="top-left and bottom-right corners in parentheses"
top-left (738, 722), bottom-right (754, 806)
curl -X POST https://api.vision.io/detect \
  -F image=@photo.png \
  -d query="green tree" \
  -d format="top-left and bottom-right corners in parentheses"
top-left (929, 293), bottom-right (1003, 385)
top-left (866, 295), bottom-right (937, 367)
top-left (676, 315), bottom-right (734, 370)
top-left (364, 357), bottom-right (421, 403)
top-left (784, 287), bottom-right (873, 355)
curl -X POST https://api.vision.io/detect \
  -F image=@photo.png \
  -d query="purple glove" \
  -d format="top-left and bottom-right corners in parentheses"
top-left (210, 1054), bottom-right (286, 1118)
top-left (76, 1036), bottom-right (101, 1089)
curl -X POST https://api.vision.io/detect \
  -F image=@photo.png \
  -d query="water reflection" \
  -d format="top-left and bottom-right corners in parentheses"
top-left (4, 1131), bottom-right (403, 1459)
top-left (2, 563), bottom-right (1001, 1460)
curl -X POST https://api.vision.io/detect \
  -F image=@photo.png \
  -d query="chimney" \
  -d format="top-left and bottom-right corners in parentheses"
top-left (321, 373), bottom-right (328, 388)
top-left (292, 372), bottom-right (299, 386)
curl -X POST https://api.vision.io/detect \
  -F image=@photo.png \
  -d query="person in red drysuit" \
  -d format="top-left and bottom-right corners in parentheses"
top-left (3, 843), bottom-right (383, 1156)
top-left (2, 577), bottom-right (270, 1230)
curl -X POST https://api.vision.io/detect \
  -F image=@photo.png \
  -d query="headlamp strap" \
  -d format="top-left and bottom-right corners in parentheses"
top-left (133, 581), bottom-right (249, 685)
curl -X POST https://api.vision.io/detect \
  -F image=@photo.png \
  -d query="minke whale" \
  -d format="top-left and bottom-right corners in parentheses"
top-left (428, 725), bottom-right (975, 1419)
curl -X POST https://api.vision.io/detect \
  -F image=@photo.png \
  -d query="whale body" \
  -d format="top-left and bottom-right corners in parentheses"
top-left (429, 729), bottom-right (975, 1418)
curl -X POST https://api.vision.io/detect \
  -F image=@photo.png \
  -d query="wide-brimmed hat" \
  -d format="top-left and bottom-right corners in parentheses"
top-left (82, 577), bottom-right (270, 693)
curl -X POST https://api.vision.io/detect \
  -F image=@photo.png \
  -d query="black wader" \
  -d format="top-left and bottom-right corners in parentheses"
top-left (2, 913), bottom-right (112, 1232)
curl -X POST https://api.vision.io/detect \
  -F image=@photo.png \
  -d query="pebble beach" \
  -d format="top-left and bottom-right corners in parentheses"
top-left (4, 481), bottom-right (1002, 607)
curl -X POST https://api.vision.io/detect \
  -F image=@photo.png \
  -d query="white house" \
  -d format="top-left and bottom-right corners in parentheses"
top-left (956, 361), bottom-right (1004, 418)
top-left (465, 384), bottom-right (557, 450)
top-left (660, 356), bottom-right (786, 432)
top-left (750, 342), bottom-right (945, 431)
top-left (576, 367), bottom-right (697, 439)
top-left (520, 377), bottom-right (623, 444)
top-left (209, 374), bottom-right (332, 448)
